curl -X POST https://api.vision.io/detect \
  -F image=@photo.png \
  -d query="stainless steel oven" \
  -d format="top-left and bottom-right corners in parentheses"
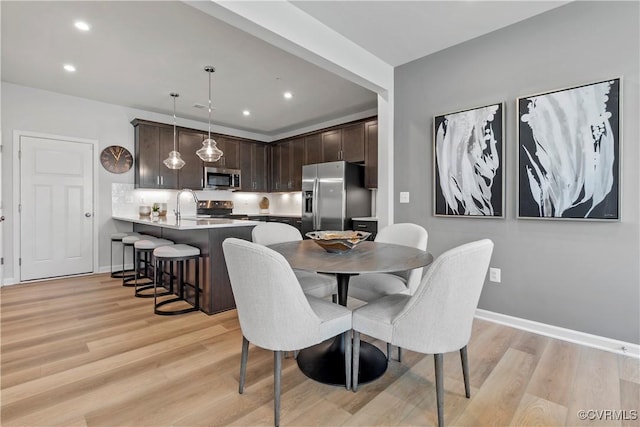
top-left (203, 167), bottom-right (241, 191)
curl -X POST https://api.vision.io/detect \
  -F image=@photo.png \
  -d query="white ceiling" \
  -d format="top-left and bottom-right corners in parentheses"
top-left (1, 1), bottom-right (569, 138)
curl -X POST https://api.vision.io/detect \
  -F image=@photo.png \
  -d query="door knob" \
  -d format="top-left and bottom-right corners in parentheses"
top-left (85, 212), bottom-right (92, 218)
top-left (0, 216), bottom-right (4, 222)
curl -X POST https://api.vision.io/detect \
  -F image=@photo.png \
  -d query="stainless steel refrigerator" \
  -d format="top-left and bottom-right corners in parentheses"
top-left (302, 161), bottom-right (371, 235)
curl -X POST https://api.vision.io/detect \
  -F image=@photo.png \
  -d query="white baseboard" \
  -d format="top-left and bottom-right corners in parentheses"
top-left (475, 309), bottom-right (640, 359)
top-left (1, 277), bottom-right (18, 286)
top-left (1, 263), bottom-right (134, 287)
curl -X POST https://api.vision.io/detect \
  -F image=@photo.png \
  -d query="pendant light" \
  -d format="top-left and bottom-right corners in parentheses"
top-left (196, 65), bottom-right (224, 162)
top-left (163, 92), bottom-right (186, 169)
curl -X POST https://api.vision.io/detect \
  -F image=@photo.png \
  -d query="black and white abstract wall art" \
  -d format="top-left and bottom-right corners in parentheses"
top-left (433, 103), bottom-right (504, 218)
top-left (517, 78), bottom-right (620, 220)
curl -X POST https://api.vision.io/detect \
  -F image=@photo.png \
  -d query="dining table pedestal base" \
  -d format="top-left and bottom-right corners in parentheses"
top-left (297, 336), bottom-right (387, 387)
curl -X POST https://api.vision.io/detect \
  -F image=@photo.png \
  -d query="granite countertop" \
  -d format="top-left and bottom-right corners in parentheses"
top-left (113, 215), bottom-right (261, 230)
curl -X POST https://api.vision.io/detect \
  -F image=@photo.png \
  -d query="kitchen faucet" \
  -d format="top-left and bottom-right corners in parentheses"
top-left (174, 189), bottom-right (199, 220)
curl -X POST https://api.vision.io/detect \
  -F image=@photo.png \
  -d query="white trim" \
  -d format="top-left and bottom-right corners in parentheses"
top-left (13, 130), bottom-right (100, 282)
top-left (1, 277), bottom-right (18, 287)
top-left (476, 308), bottom-right (640, 359)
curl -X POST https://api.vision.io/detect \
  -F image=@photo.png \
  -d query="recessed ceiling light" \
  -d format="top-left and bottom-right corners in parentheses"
top-left (283, 91), bottom-right (293, 99)
top-left (63, 64), bottom-right (76, 72)
top-left (243, 110), bottom-right (251, 116)
top-left (74, 21), bottom-right (90, 31)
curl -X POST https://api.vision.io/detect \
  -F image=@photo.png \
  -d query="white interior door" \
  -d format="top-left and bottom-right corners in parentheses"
top-left (20, 136), bottom-right (94, 281)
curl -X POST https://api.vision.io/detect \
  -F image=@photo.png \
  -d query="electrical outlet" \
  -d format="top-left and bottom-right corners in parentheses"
top-left (399, 192), bottom-right (410, 203)
top-left (489, 268), bottom-right (501, 283)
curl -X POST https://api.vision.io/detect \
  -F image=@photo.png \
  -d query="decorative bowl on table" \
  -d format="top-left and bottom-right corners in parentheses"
top-left (306, 230), bottom-right (371, 254)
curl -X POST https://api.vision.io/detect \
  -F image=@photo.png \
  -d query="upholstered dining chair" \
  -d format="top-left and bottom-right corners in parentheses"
top-left (348, 223), bottom-right (428, 360)
top-left (351, 239), bottom-right (494, 427)
top-left (252, 222), bottom-right (338, 301)
top-left (349, 223), bottom-right (428, 302)
top-left (222, 238), bottom-right (353, 427)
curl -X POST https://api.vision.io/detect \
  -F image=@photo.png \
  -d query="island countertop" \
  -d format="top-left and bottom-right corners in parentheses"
top-left (113, 214), bottom-right (262, 230)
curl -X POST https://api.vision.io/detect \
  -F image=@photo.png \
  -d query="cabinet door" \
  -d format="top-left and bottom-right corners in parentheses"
top-left (364, 120), bottom-right (378, 189)
top-left (202, 135), bottom-right (235, 169)
top-left (270, 144), bottom-right (281, 191)
top-left (239, 141), bottom-right (253, 191)
top-left (158, 127), bottom-right (179, 188)
top-left (321, 129), bottom-right (342, 162)
top-left (304, 133), bottom-right (322, 165)
top-left (178, 130), bottom-right (205, 189)
top-left (218, 137), bottom-right (240, 169)
top-left (342, 122), bottom-right (365, 163)
top-left (253, 143), bottom-right (268, 192)
top-left (290, 138), bottom-right (304, 191)
top-left (135, 124), bottom-right (160, 189)
top-left (279, 142), bottom-right (292, 190)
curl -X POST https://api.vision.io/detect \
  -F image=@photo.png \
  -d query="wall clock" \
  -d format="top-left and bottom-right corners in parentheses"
top-left (100, 145), bottom-right (133, 174)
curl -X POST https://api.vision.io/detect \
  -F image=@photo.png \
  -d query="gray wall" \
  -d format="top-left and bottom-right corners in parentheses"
top-left (394, 1), bottom-right (639, 343)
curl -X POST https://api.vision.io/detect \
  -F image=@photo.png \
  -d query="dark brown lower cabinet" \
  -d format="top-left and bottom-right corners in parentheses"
top-left (133, 224), bottom-right (255, 314)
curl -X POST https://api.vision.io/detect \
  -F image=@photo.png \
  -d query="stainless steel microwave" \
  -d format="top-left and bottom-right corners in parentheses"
top-left (204, 167), bottom-right (241, 191)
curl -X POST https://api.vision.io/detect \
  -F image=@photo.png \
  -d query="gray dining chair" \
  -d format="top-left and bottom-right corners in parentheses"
top-left (222, 237), bottom-right (353, 427)
top-left (252, 222), bottom-right (338, 301)
top-left (351, 239), bottom-right (494, 427)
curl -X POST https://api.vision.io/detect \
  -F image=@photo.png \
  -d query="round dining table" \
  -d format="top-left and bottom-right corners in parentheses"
top-left (268, 239), bottom-right (433, 387)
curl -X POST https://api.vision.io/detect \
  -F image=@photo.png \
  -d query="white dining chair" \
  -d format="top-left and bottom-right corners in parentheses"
top-left (222, 238), bottom-right (353, 427)
top-left (351, 239), bottom-right (494, 427)
top-left (349, 223), bottom-right (428, 361)
top-left (252, 222), bottom-right (338, 301)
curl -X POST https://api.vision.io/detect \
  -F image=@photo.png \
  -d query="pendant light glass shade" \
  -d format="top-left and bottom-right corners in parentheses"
top-left (197, 65), bottom-right (224, 162)
top-left (164, 92), bottom-right (185, 170)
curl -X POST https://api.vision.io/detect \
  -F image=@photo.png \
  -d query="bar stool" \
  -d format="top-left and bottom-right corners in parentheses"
top-left (121, 233), bottom-right (148, 287)
top-left (110, 232), bottom-right (139, 278)
top-left (133, 237), bottom-right (174, 298)
top-left (153, 244), bottom-right (201, 315)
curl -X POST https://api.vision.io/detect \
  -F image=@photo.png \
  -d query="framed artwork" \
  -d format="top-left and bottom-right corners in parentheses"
top-left (517, 78), bottom-right (621, 220)
top-left (433, 102), bottom-right (504, 218)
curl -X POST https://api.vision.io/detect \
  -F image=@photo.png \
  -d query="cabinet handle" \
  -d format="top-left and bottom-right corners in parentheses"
top-left (157, 176), bottom-right (160, 185)
top-left (160, 176), bottom-right (164, 185)
top-left (356, 224), bottom-right (367, 228)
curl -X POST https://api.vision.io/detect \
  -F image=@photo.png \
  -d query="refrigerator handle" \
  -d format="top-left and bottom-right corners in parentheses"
top-left (313, 178), bottom-right (319, 230)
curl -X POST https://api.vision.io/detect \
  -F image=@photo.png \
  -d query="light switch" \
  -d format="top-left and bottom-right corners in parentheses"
top-left (399, 192), bottom-right (410, 203)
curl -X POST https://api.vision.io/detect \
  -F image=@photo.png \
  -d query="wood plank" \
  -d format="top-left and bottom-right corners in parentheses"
top-left (526, 339), bottom-right (580, 407)
top-left (1, 273), bottom-right (636, 427)
top-left (620, 380), bottom-right (640, 427)
top-left (510, 393), bottom-right (568, 427)
top-left (452, 348), bottom-right (537, 426)
top-left (566, 347), bottom-right (622, 427)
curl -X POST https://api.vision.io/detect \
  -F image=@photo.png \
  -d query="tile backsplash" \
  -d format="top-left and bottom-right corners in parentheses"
top-left (111, 184), bottom-right (302, 217)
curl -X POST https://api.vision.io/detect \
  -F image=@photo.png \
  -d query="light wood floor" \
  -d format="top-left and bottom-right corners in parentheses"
top-left (1, 273), bottom-right (638, 427)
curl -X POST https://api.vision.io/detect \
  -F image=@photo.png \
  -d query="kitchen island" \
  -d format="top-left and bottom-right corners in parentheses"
top-left (113, 215), bottom-right (261, 314)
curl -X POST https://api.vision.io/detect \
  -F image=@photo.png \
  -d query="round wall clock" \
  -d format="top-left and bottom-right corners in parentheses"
top-left (100, 145), bottom-right (133, 174)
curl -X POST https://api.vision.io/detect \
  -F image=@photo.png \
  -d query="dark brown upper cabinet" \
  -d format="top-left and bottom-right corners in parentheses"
top-left (132, 120), bottom-right (178, 189)
top-left (269, 138), bottom-right (305, 192)
top-left (320, 122), bottom-right (365, 163)
top-left (177, 129), bottom-right (205, 189)
top-left (364, 120), bottom-right (378, 189)
top-left (204, 136), bottom-right (240, 170)
top-left (239, 141), bottom-right (268, 192)
top-left (341, 122), bottom-right (365, 163)
top-left (304, 133), bottom-right (322, 165)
